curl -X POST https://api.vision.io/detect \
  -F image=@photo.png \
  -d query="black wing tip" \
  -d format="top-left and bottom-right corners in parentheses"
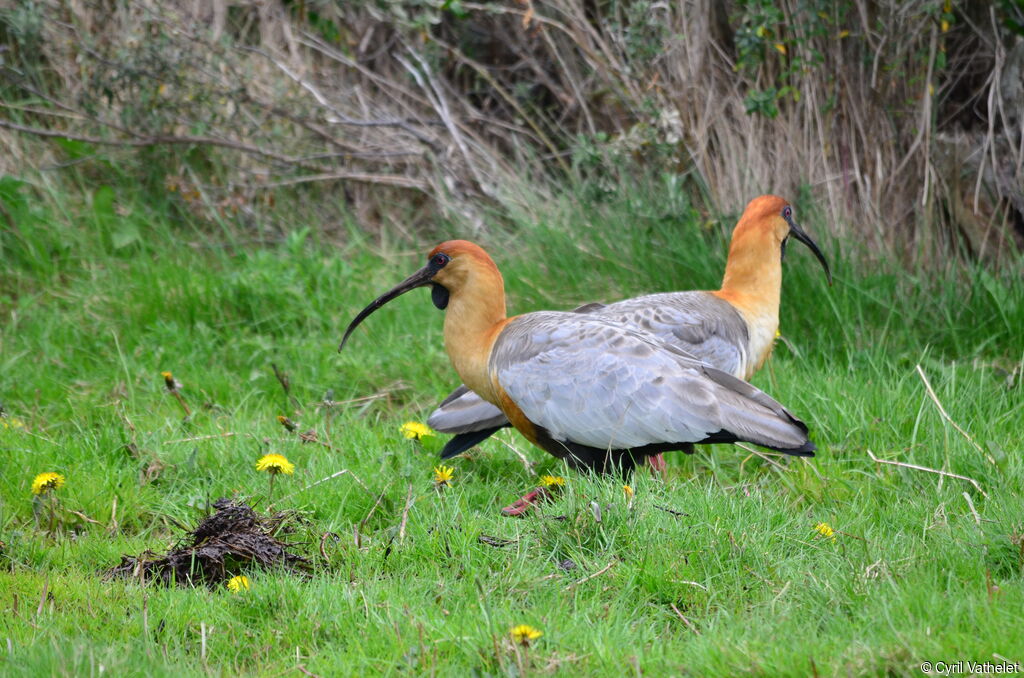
top-left (439, 427), bottom-right (504, 459)
top-left (781, 439), bottom-right (816, 457)
top-left (439, 438), bottom-right (468, 459)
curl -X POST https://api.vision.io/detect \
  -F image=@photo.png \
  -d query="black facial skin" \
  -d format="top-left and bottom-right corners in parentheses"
top-left (431, 283), bottom-right (450, 309)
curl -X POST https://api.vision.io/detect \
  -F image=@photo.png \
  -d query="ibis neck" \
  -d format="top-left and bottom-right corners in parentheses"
top-left (718, 229), bottom-right (783, 312)
top-left (715, 230), bottom-right (783, 377)
top-left (442, 269), bottom-right (508, 403)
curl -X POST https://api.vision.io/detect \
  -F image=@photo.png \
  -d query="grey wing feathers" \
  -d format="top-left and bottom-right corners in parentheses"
top-left (597, 292), bottom-right (748, 378)
top-left (428, 293), bottom-right (749, 437)
top-left (427, 384), bottom-right (508, 434)
top-left (570, 302), bottom-right (607, 314)
top-left (490, 312), bottom-right (809, 452)
top-left (428, 300), bottom-right (607, 433)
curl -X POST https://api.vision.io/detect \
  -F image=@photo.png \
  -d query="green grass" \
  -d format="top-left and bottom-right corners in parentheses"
top-left (1, 172), bottom-right (1023, 677)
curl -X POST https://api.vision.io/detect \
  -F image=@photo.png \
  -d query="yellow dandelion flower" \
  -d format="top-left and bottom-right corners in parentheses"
top-left (774, 42), bottom-right (787, 55)
top-left (775, 328), bottom-right (782, 339)
top-left (161, 371), bottom-right (179, 391)
top-left (1, 417), bottom-right (26, 430)
top-left (434, 465), bottom-right (455, 486)
top-left (32, 472), bottom-right (65, 495)
top-left (623, 484), bottom-right (634, 499)
top-left (401, 421), bottom-right (434, 441)
top-left (814, 522), bottom-right (837, 542)
top-left (510, 624), bottom-right (543, 646)
top-left (540, 475), bottom-right (565, 488)
top-left (255, 453), bottom-right (295, 475)
top-left (226, 575), bottom-right (250, 592)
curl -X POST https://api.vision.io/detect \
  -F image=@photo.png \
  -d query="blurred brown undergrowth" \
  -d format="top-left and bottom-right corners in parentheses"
top-left (1, 1), bottom-right (1021, 265)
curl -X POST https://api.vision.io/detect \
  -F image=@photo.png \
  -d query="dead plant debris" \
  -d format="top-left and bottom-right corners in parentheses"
top-left (106, 498), bottom-right (311, 587)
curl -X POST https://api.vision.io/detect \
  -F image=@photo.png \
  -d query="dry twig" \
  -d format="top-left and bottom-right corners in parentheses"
top-left (565, 561), bottom-right (617, 591)
top-left (398, 483), bottom-right (415, 544)
top-left (669, 603), bottom-right (701, 635)
top-left (866, 449), bottom-right (987, 498)
top-left (916, 364), bottom-right (995, 465)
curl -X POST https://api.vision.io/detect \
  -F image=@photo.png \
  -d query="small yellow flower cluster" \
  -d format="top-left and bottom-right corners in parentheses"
top-left (32, 472), bottom-right (65, 496)
top-left (256, 454), bottom-right (295, 475)
top-left (1, 417), bottom-right (26, 430)
top-left (401, 421), bottom-right (434, 441)
top-left (510, 624), bottom-right (542, 646)
top-left (433, 465), bottom-right (455, 487)
top-left (622, 484), bottom-right (634, 499)
top-left (226, 575), bottom-right (250, 593)
top-left (814, 522), bottom-right (837, 542)
top-left (540, 475), bottom-right (565, 488)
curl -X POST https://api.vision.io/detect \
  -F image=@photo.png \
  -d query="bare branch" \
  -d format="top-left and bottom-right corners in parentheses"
top-left (0, 119), bottom-right (429, 191)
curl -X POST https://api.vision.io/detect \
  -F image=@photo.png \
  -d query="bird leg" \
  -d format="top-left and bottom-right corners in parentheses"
top-left (500, 486), bottom-right (553, 517)
top-left (647, 453), bottom-right (667, 476)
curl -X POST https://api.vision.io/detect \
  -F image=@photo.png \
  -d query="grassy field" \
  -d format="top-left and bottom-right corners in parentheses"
top-left (1, 174), bottom-right (1023, 677)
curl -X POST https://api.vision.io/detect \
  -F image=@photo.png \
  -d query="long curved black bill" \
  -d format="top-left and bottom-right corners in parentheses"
top-left (787, 219), bottom-right (833, 286)
top-left (338, 265), bottom-right (434, 351)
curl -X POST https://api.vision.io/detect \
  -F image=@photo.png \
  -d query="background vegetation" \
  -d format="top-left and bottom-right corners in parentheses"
top-left (1, 1), bottom-right (1023, 676)
top-left (2, 0), bottom-right (1023, 261)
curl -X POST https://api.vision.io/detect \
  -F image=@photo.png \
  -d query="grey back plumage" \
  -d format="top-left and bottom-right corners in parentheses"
top-left (596, 292), bottom-right (748, 378)
top-left (489, 312), bottom-right (809, 452)
top-left (427, 291), bottom-right (750, 435)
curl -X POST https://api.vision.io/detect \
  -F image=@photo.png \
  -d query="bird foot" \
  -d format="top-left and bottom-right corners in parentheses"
top-left (501, 487), bottom-right (552, 517)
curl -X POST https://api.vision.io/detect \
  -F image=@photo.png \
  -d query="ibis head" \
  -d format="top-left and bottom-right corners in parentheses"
top-left (733, 195), bottom-right (832, 285)
top-left (339, 240), bottom-right (505, 352)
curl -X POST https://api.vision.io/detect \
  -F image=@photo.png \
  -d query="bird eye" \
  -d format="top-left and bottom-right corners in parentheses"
top-left (430, 253), bottom-right (450, 269)
top-left (782, 206), bottom-right (793, 219)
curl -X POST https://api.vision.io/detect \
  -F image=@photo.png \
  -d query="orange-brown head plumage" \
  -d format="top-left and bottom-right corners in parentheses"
top-left (428, 239), bottom-right (494, 263)
top-left (718, 194), bottom-right (830, 296)
top-left (729, 194), bottom-right (791, 247)
top-left (427, 240), bottom-right (503, 294)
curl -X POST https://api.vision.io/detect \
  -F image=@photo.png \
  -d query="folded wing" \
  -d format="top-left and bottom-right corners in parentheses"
top-left (490, 312), bottom-right (811, 454)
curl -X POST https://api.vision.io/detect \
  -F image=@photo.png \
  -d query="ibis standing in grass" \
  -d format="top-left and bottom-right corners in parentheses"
top-left (426, 195), bottom-right (831, 473)
top-left (339, 238), bottom-right (818, 505)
